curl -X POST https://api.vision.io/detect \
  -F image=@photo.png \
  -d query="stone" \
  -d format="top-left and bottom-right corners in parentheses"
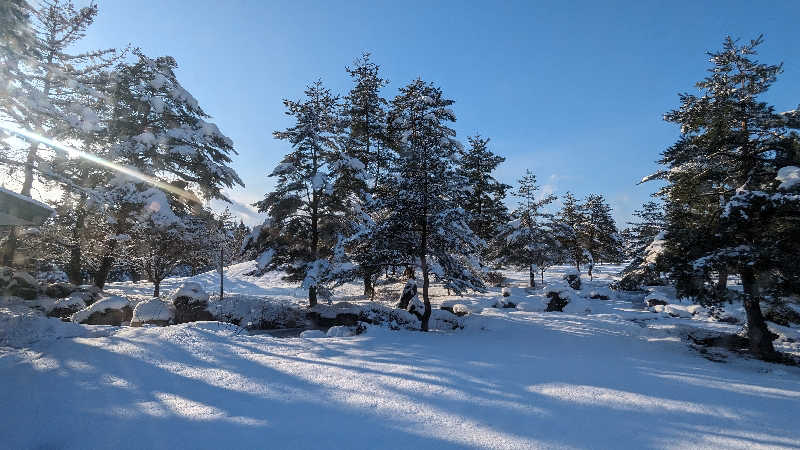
top-left (47, 294), bottom-right (87, 320)
top-left (646, 298), bottom-right (668, 307)
top-left (131, 298), bottom-right (175, 327)
top-left (7, 271), bottom-right (39, 300)
top-left (71, 295), bottom-right (132, 325)
top-left (45, 282), bottom-right (76, 299)
top-left (545, 291), bottom-right (569, 312)
top-left (396, 280), bottom-right (417, 309)
top-left (563, 270), bottom-right (581, 290)
top-left (171, 282), bottom-right (213, 324)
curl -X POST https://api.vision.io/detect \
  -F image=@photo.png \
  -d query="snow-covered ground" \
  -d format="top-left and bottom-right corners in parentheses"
top-left (2, 264), bottom-right (800, 449)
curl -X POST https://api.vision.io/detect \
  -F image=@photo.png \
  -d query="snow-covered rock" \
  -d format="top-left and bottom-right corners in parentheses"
top-left (501, 287), bottom-right (511, 297)
top-left (44, 282), bottom-right (76, 299)
top-left (211, 294), bottom-right (303, 329)
top-left (397, 279), bottom-right (417, 309)
top-left (171, 282), bottom-right (213, 324)
top-left (562, 269), bottom-right (581, 290)
top-left (299, 329), bottom-right (326, 338)
top-left (452, 304), bottom-right (470, 316)
top-left (326, 325), bottom-right (355, 337)
top-left (6, 271), bottom-right (38, 300)
top-left (46, 294), bottom-right (87, 319)
top-left (131, 298), bottom-right (175, 327)
top-left (71, 295), bottom-right (132, 325)
top-left (664, 304), bottom-right (692, 318)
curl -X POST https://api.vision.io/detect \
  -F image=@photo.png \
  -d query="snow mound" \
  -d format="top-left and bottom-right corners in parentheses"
top-left (50, 294), bottom-right (86, 311)
top-left (0, 304), bottom-right (108, 347)
top-left (131, 298), bottom-right (175, 324)
top-left (170, 282), bottom-right (209, 302)
top-left (326, 326), bottom-right (355, 337)
top-left (71, 295), bottom-right (130, 323)
top-left (299, 329), bottom-right (326, 338)
top-left (777, 166), bottom-right (800, 190)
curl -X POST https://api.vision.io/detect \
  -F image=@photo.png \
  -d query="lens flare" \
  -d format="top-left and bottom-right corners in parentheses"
top-left (0, 122), bottom-right (200, 203)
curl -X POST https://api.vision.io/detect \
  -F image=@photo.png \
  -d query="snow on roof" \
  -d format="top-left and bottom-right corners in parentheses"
top-left (71, 295), bottom-right (130, 323)
top-left (0, 187), bottom-right (54, 226)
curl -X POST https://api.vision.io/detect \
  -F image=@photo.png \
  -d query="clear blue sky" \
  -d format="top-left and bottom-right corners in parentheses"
top-left (76, 0), bottom-right (800, 226)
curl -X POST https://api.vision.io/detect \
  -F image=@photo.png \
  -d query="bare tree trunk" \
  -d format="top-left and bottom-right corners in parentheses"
top-left (363, 272), bottom-right (374, 298)
top-left (740, 267), bottom-right (779, 361)
top-left (94, 240), bottom-right (118, 289)
top-left (219, 246), bottom-right (224, 301)
top-left (67, 206), bottom-right (86, 285)
top-left (529, 264), bottom-right (536, 288)
top-left (716, 267), bottom-right (728, 296)
top-left (153, 280), bottom-right (160, 298)
top-left (420, 255), bottom-right (431, 332)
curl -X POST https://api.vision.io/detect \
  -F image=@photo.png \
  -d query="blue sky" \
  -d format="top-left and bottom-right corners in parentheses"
top-left (76, 0), bottom-right (800, 226)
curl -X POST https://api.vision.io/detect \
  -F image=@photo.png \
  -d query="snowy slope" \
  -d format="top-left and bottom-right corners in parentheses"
top-left (1, 265), bottom-right (799, 449)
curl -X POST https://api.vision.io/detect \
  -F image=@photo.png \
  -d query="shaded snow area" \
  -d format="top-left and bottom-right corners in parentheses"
top-left (1, 264), bottom-right (800, 449)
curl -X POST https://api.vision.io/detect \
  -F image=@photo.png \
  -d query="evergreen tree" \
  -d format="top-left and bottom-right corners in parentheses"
top-left (557, 192), bottom-right (585, 271)
top-left (500, 169), bottom-right (557, 287)
top-left (459, 135), bottom-right (511, 246)
top-left (339, 53), bottom-right (390, 297)
top-left (246, 81), bottom-right (349, 307)
top-left (378, 78), bottom-right (485, 331)
top-left (648, 36), bottom-right (800, 361)
top-left (581, 194), bottom-right (622, 278)
top-left (624, 201), bottom-right (664, 260)
top-left (93, 51), bottom-right (243, 287)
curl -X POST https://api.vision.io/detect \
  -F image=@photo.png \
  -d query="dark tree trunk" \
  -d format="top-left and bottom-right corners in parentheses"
top-left (219, 246), bottom-right (224, 301)
top-left (309, 285), bottom-right (317, 307)
top-left (67, 207), bottom-right (86, 285)
top-left (716, 267), bottom-right (728, 295)
top-left (529, 264), bottom-right (536, 288)
top-left (420, 256), bottom-right (431, 332)
top-left (540, 269), bottom-right (545, 285)
top-left (740, 267), bottom-right (779, 361)
top-left (153, 280), bottom-right (160, 298)
top-left (363, 272), bottom-right (374, 298)
top-left (94, 240), bottom-right (118, 289)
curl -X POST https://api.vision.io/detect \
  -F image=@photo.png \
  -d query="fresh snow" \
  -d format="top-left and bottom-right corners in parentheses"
top-left (70, 295), bottom-right (130, 323)
top-left (131, 298), bottom-right (174, 323)
top-left (1, 263), bottom-right (799, 449)
top-left (777, 166), bottom-right (800, 190)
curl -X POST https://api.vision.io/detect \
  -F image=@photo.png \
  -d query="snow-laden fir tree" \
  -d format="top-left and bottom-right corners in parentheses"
top-left (246, 81), bottom-right (354, 307)
top-left (647, 35), bottom-right (800, 361)
top-left (0, 0), bottom-right (118, 267)
top-left (615, 201), bottom-right (667, 290)
top-left (557, 192), bottom-right (585, 271)
top-left (581, 194), bottom-right (622, 278)
top-left (92, 51), bottom-right (243, 287)
top-left (458, 135), bottom-right (511, 249)
top-left (338, 53), bottom-right (391, 297)
top-left (499, 169), bottom-right (558, 287)
top-left (377, 78), bottom-right (486, 331)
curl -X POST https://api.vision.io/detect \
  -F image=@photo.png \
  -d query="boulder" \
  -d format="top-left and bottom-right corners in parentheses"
top-left (326, 325), bottom-right (355, 337)
top-left (407, 294), bottom-right (426, 321)
top-left (7, 271), bottom-right (39, 300)
top-left (501, 287), bottom-right (511, 297)
top-left (131, 298), bottom-right (175, 327)
top-left (300, 329), bottom-right (326, 338)
top-left (562, 269), bottom-right (581, 290)
top-left (171, 282), bottom-right (213, 324)
top-left (44, 282), bottom-right (77, 299)
top-left (308, 302), bottom-right (361, 328)
top-left (0, 266), bottom-right (13, 289)
top-left (396, 280), bottom-right (417, 309)
top-left (545, 291), bottom-right (569, 312)
top-left (71, 295), bottom-right (132, 325)
top-left (68, 286), bottom-right (103, 306)
top-left (47, 294), bottom-right (87, 320)
top-left (647, 298), bottom-right (668, 307)
top-left (451, 304), bottom-right (470, 317)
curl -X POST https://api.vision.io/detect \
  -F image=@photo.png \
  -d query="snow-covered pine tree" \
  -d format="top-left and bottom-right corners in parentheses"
top-left (648, 35), bottom-right (800, 361)
top-left (93, 51), bottom-right (243, 288)
top-left (0, 0), bottom-right (118, 266)
top-left (499, 169), bottom-right (557, 287)
top-left (557, 192), bottom-right (586, 271)
top-left (246, 81), bottom-right (349, 307)
top-left (459, 135), bottom-right (511, 248)
top-left (623, 201), bottom-right (664, 260)
top-left (339, 53), bottom-right (391, 297)
top-left (378, 78), bottom-right (485, 331)
top-left (581, 194), bottom-right (622, 278)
